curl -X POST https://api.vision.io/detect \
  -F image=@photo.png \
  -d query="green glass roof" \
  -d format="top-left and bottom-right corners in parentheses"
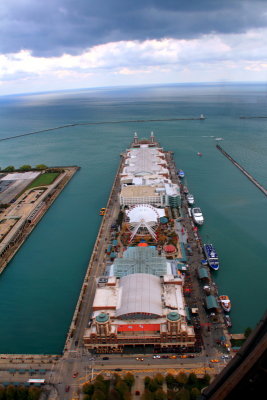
top-left (112, 246), bottom-right (167, 277)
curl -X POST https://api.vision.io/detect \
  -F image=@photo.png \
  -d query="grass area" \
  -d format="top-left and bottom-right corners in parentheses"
top-left (28, 172), bottom-right (60, 188)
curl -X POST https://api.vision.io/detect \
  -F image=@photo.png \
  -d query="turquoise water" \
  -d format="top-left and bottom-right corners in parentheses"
top-left (0, 83), bottom-right (266, 354)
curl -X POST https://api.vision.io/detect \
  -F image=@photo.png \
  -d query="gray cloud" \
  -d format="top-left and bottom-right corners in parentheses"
top-left (1, 0), bottom-right (267, 56)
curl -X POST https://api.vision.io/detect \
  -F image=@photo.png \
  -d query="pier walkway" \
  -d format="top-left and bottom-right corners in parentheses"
top-left (216, 145), bottom-right (267, 197)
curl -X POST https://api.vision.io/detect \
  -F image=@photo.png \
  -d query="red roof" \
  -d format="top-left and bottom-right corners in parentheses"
top-left (117, 324), bottom-right (160, 332)
top-left (164, 244), bottom-right (176, 253)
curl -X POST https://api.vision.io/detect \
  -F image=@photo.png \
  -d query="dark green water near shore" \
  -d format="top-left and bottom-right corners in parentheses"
top-left (0, 83), bottom-right (266, 354)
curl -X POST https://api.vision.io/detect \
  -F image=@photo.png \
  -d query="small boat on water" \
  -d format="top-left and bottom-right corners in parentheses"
top-left (186, 193), bottom-right (195, 205)
top-left (219, 295), bottom-right (231, 312)
top-left (183, 186), bottom-right (189, 194)
top-left (203, 243), bottom-right (219, 270)
top-left (197, 152), bottom-right (203, 156)
top-left (191, 207), bottom-right (204, 225)
top-left (99, 207), bottom-right (106, 216)
top-left (225, 315), bottom-right (232, 328)
top-left (178, 170), bottom-right (185, 178)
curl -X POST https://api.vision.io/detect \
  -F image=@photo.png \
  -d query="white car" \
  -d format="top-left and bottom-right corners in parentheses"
top-left (191, 207), bottom-right (204, 225)
top-left (153, 355), bottom-right (161, 359)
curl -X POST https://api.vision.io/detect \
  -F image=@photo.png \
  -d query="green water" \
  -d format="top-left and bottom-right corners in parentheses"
top-left (0, 83), bottom-right (266, 353)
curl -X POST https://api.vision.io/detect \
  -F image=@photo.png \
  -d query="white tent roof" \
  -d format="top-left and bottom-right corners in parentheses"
top-left (116, 273), bottom-right (162, 318)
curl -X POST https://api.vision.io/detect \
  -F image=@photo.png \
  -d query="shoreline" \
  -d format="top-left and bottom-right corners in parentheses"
top-left (0, 166), bottom-right (80, 274)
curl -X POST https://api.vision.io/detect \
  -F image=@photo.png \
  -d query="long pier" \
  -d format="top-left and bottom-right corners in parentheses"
top-left (0, 116), bottom-right (205, 142)
top-left (216, 145), bottom-right (267, 197)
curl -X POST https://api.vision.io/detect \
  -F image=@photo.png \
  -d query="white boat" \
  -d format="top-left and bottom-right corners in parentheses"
top-left (191, 207), bottom-right (204, 225)
top-left (186, 194), bottom-right (194, 205)
top-left (219, 295), bottom-right (231, 312)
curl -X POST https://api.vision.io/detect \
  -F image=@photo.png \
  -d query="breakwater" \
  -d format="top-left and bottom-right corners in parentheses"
top-left (216, 145), bottom-right (267, 197)
top-left (0, 116), bottom-right (205, 142)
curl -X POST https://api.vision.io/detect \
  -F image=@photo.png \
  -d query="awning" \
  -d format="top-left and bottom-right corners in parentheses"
top-left (198, 267), bottom-right (209, 279)
top-left (205, 295), bottom-right (219, 309)
top-left (118, 324), bottom-right (160, 332)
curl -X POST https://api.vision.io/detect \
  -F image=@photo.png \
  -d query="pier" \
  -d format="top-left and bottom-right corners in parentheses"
top-left (0, 116), bottom-right (205, 142)
top-left (216, 145), bottom-right (267, 197)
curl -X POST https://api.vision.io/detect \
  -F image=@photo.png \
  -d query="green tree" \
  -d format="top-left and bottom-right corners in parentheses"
top-left (92, 389), bottom-right (106, 400)
top-left (165, 373), bottom-right (176, 389)
top-left (202, 374), bottom-right (211, 387)
top-left (141, 390), bottom-right (154, 400)
top-left (3, 165), bottom-right (15, 172)
top-left (107, 388), bottom-right (121, 400)
top-left (28, 387), bottom-right (41, 400)
top-left (35, 164), bottom-right (48, 170)
top-left (19, 165), bottom-right (32, 171)
top-left (190, 387), bottom-right (201, 400)
top-left (148, 380), bottom-right (159, 393)
top-left (115, 380), bottom-right (129, 398)
top-left (17, 386), bottom-right (28, 400)
top-left (154, 388), bottom-right (167, 400)
top-left (188, 373), bottom-right (197, 387)
top-left (83, 383), bottom-right (95, 395)
top-left (154, 373), bottom-right (164, 386)
top-left (0, 386), bottom-right (5, 400)
top-left (244, 327), bottom-right (252, 338)
top-left (123, 372), bottom-right (135, 390)
top-left (6, 385), bottom-right (16, 400)
top-left (176, 372), bottom-right (188, 387)
top-left (175, 388), bottom-right (190, 400)
top-left (144, 376), bottom-right (151, 388)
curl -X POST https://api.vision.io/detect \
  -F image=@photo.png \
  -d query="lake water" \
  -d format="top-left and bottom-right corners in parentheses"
top-left (0, 83), bottom-right (266, 354)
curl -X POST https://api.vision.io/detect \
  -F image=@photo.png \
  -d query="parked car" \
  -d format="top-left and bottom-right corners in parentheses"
top-left (65, 386), bottom-right (70, 392)
top-left (72, 372), bottom-right (79, 378)
top-left (103, 357), bottom-right (109, 360)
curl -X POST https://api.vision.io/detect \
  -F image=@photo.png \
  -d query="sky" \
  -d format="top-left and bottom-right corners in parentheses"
top-left (1, 0), bottom-right (267, 95)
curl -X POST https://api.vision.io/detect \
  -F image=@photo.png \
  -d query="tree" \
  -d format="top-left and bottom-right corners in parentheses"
top-left (154, 373), bottom-right (164, 386)
top-left (141, 390), bottom-right (154, 400)
top-left (202, 374), bottom-right (211, 387)
top-left (92, 389), bottom-right (106, 400)
top-left (123, 372), bottom-right (135, 389)
top-left (107, 388), bottom-right (121, 400)
top-left (17, 386), bottom-right (28, 400)
top-left (19, 165), bottom-right (32, 171)
top-left (28, 387), bottom-right (41, 400)
top-left (188, 373), bottom-right (197, 387)
top-left (175, 388), bottom-right (190, 400)
top-left (148, 380), bottom-right (159, 393)
top-left (6, 385), bottom-right (16, 400)
top-left (3, 166), bottom-right (15, 172)
top-left (244, 327), bottom-right (252, 338)
top-left (35, 164), bottom-right (47, 170)
top-left (115, 380), bottom-right (129, 398)
top-left (190, 387), bottom-right (201, 400)
top-left (176, 372), bottom-right (188, 387)
top-left (165, 373), bottom-right (176, 389)
top-left (144, 376), bottom-right (151, 388)
top-left (83, 383), bottom-right (95, 395)
top-left (154, 388), bottom-right (167, 400)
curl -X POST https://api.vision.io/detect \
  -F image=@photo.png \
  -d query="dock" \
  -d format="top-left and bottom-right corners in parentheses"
top-left (216, 145), bottom-right (267, 197)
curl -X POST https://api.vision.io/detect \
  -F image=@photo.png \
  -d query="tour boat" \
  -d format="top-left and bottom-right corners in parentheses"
top-left (186, 193), bottom-right (195, 205)
top-left (203, 243), bottom-right (219, 271)
top-left (191, 207), bottom-right (204, 225)
top-left (219, 295), bottom-right (231, 312)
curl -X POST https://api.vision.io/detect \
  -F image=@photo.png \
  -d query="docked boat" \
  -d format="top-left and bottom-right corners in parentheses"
top-left (203, 243), bottom-right (219, 270)
top-left (191, 207), bottom-right (204, 225)
top-left (225, 315), bottom-right (232, 328)
top-left (186, 193), bottom-right (194, 205)
top-left (183, 186), bottom-right (189, 194)
top-left (99, 207), bottom-right (106, 216)
top-left (178, 170), bottom-right (185, 178)
top-left (219, 295), bottom-right (231, 312)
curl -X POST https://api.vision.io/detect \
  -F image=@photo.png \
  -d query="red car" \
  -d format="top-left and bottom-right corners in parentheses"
top-left (65, 385), bottom-right (70, 392)
top-left (73, 372), bottom-right (79, 378)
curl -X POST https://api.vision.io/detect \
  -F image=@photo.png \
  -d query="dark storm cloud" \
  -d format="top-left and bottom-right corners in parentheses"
top-left (1, 0), bottom-right (267, 56)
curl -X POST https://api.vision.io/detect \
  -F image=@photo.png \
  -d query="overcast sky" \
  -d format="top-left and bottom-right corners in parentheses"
top-left (1, 0), bottom-right (267, 95)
